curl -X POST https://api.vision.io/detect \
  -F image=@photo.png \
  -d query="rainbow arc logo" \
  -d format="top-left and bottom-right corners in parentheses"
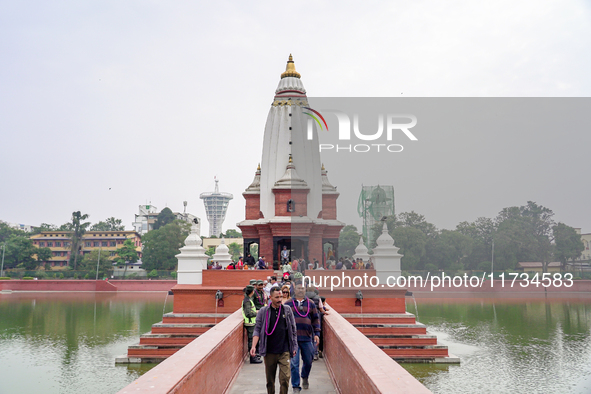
top-left (303, 107), bottom-right (328, 131)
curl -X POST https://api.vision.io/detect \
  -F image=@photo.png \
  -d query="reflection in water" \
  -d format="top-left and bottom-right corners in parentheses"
top-left (403, 296), bottom-right (591, 394)
top-left (0, 293), bottom-right (172, 394)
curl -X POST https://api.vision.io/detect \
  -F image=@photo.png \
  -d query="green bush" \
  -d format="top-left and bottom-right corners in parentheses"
top-left (73, 273), bottom-right (78, 279)
top-left (22, 277), bottom-right (34, 280)
top-left (148, 269), bottom-right (158, 279)
top-left (171, 271), bottom-right (177, 279)
top-left (0, 277), bottom-right (10, 280)
top-left (59, 273), bottom-right (64, 279)
top-left (84, 273), bottom-right (89, 279)
top-left (34, 271), bottom-right (46, 279)
top-left (424, 263), bottom-right (438, 274)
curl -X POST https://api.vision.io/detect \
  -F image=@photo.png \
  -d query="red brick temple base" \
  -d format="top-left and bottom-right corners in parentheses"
top-left (120, 270), bottom-right (458, 364)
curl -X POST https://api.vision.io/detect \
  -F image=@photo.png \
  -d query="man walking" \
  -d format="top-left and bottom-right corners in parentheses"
top-left (251, 287), bottom-right (298, 394)
top-left (284, 282), bottom-right (320, 392)
top-left (243, 285), bottom-right (262, 364)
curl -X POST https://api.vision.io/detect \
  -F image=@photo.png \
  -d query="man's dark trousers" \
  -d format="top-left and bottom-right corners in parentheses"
top-left (264, 352), bottom-right (290, 394)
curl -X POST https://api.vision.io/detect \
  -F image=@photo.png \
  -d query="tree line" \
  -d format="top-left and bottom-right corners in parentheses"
top-left (338, 201), bottom-right (585, 272)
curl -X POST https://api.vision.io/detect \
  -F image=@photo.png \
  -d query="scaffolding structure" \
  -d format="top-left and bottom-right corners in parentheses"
top-left (357, 185), bottom-right (395, 243)
top-left (200, 178), bottom-right (233, 237)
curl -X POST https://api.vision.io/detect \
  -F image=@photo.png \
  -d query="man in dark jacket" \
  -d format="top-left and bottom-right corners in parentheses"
top-left (251, 287), bottom-right (298, 394)
top-left (245, 253), bottom-right (256, 268)
top-left (243, 285), bottom-right (261, 364)
top-left (253, 280), bottom-right (266, 310)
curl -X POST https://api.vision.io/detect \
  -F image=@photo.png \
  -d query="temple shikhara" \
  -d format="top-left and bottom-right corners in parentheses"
top-left (238, 55), bottom-right (343, 264)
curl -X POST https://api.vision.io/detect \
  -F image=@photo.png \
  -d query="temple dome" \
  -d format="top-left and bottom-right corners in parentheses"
top-left (276, 55), bottom-right (306, 94)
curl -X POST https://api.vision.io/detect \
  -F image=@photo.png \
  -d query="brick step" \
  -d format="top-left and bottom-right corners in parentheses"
top-left (139, 334), bottom-right (199, 346)
top-left (127, 345), bottom-right (182, 358)
top-left (162, 313), bottom-right (230, 324)
top-left (367, 335), bottom-right (438, 346)
top-left (151, 323), bottom-right (216, 335)
top-left (353, 323), bottom-right (426, 335)
top-left (380, 346), bottom-right (449, 358)
top-left (345, 316), bottom-right (416, 324)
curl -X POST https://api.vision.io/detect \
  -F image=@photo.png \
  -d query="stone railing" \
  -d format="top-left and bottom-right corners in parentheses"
top-left (116, 308), bottom-right (246, 394)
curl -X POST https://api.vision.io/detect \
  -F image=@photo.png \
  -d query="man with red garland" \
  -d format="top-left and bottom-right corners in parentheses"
top-left (284, 282), bottom-right (320, 392)
top-left (251, 287), bottom-right (297, 394)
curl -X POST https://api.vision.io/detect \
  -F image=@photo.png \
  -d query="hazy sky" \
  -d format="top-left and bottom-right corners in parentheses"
top-left (1, 1), bottom-right (590, 234)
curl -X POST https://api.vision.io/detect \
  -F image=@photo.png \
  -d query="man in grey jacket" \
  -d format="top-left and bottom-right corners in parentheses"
top-left (251, 287), bottom-right (298, 394)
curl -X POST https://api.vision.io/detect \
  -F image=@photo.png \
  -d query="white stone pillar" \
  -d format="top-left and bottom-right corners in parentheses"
top-left (176, 223), bottom-right (209, 285)
top-left (371, 223), bottom-right (403, 284)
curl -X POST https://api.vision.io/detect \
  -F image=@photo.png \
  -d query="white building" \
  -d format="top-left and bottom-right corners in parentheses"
top-left (132, 204), bottom-right (200, 236)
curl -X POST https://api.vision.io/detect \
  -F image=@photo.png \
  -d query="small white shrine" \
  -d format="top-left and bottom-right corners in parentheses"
top-left (176, 222), bottom-right (209, 285)
top-left (211, 237), bottom-right (233, 268)
top-left (352, 236), bottom-right (371, 263)
top-left (371, 222), bottom-right (403, 283)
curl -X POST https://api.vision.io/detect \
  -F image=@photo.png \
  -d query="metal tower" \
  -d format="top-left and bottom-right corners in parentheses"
top-left (200, 178), bottom-right (233, 237)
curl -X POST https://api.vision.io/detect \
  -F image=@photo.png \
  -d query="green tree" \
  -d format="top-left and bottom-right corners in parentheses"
top-left (429, 230), bottom-right (472, 270)
top-left (80, 249), bottom-right (112, 278)
top-left (91, 217), bottom-right (125, 231)
top-left (553, 223), bottom-right (584, 271)
top-left (205, 246), bottom-right (216, 257)
top-left (0, 221), bottom-right (25, 244)
top-left (35, 247), bottom-right (53, 266)
top-left (69, 211), bottom-right (91, 270)
top-left (115, 239), bottom-right (139, 277)
top-left (223, 229), bottom-right (242, 238)
top-left (391, 227), bottom-right (427, 270)
top-left (141, 220), bottom-right (190, 271)
top-left (456, 217), bottom-right (496, 269)
top-left (228, 242), bottom-right (242, 261)
top-left (31, 223), bottom-right (58, 235)
top-left (338, 225), bottom-right (361, 258)
top-left (4, 236), bottom-right (38, 270)
top-left (494, 201), bottom-right (556, 271)
top-left (153, 208), bottom-right (175, 230)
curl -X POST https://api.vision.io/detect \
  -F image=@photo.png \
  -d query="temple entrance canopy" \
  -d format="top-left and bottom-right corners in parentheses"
top-left (237, 55), bottom-right (344, 267)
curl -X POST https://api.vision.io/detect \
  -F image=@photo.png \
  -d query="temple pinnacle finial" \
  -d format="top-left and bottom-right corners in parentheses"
top-left (257, 163), bottom-right (261, 171)
top-left (281, 54), bottom-right (301, 79)
top-left (289, 154), bottom-right (293, 163)
top-left (321, 163), bottom-right (325, 171)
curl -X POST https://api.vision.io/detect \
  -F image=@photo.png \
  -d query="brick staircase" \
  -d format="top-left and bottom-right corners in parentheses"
top-left (117, 313), bottom-right (230, 363)
top-left (340, 313), bottom-right (458, 363)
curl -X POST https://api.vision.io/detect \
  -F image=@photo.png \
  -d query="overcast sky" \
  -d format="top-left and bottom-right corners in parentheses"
top-left (1, 0), bottom-right (590, 235)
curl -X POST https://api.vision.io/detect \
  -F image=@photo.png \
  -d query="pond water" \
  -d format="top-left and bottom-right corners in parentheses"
top-left (1, 292), bottom-right (590, 394)
top-left (0, 292), bottom-right (173, 394)
top-left (403, 295), bottom-right (591, 394)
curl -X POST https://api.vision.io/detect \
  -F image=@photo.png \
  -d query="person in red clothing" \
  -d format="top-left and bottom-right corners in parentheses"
top-left (236, 257), bottom-right (244, 270)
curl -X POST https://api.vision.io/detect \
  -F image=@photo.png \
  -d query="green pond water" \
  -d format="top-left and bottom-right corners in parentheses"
top-left (403, 295), bottom-right (591, 394)
top-left (0, 292), bottom-right (172, 394)
top-left (1, 292), bottom-right (590, 394)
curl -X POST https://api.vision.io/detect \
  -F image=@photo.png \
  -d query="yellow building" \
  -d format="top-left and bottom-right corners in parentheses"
top-left (517, 262), bottom-right (561, 273)
top-left (30, 231), bottom-right (142, 269)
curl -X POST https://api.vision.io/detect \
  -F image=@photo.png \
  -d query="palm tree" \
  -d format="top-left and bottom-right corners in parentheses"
top-left (69, 211), bottom-right (90, 270)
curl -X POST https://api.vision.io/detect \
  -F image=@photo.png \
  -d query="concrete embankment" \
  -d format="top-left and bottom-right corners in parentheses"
top-left (0, 279), bottom-right (176, 292)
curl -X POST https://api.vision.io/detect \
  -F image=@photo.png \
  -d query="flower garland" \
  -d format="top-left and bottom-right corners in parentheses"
top-left (265, 304), bottom-right (282, 336)
top-left (292, 297), bottom-right (310, 318)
